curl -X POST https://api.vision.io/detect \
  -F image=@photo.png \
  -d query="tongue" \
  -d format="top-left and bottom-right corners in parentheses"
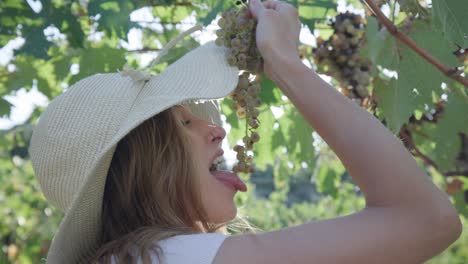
top-left (211, 170), bottom-right (247, 192)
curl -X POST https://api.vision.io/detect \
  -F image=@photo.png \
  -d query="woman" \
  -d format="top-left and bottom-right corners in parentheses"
top-left (29, 0), bottom-right (462, 263)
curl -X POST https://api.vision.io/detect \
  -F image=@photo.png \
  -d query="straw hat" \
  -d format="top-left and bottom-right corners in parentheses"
top-left (28, 25), bottom-right (239, 263)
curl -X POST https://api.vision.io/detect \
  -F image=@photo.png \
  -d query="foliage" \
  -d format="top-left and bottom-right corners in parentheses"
top-left (0, 0), bottom-right (467, 263)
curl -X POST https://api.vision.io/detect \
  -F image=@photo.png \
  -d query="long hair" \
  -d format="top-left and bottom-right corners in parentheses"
top-left (89, 106), bottom-right (258, 263)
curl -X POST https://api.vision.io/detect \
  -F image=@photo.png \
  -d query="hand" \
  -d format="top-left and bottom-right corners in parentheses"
top-left (249, 0), bottom-right (301, 78)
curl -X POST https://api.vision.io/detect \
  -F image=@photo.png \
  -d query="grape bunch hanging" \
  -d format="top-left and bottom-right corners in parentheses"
top-left (312, 12), bottom-right (373, 107)
top-left (215, 0), bottom-right (263, 174)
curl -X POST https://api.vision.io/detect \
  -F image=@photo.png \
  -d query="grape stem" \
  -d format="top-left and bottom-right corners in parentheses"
top-left (362, 0), bottom-right (468, 88)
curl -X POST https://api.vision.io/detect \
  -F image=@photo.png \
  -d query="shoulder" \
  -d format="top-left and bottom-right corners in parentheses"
top-left (152, 233), bottom-right (229, 264)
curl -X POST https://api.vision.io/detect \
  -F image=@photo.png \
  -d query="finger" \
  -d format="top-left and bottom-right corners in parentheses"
top-left (265, 0), bottom-right (298, 15)
top-left (249, 0), bottom-right (265, 18)
top-left (263, 0), bottom-right (281, 10)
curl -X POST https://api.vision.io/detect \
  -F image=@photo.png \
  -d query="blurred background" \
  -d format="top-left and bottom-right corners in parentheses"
top-left (0, 0), bottom-right (467, 263)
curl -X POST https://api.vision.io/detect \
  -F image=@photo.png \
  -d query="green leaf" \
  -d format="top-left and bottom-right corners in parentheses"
top-left (373, 21), bottom-right (459, 134)
top-left (433, 91), bottom-right (468, 171)
top-left (432, 0), bottom-right (468, 48)
top-left (153, 38), bottom-right (200, 66)
top-left (373, 77), bottom-right (413, 134)
top-left (0, 98), bottom-right (12, 118)
top-left (41, 1), bottom-right (85, 48)
top-left (452, 190), bottom-right (468, 218)
top-left (397, 0), bottom-right (428, 16)
top-left (363, 16), bottom-right (380, 64)
top-left (69, 45), bottom-right (126, 85)
top-left (220, 97), bottom-right (243, 146)
top-left (259, 73), bottom-right (282, 105)
top-left (363, 18), bottom-right (401, 71)
top-left (199, 0), bottom-right (225, 26)
top-left (299, 0), bottom-right (337, 33)
top-left (6, 56), bottom-right (37, 92)
top-left (88, 0), bottom-right (134, 40)
top-left (153, 5), bottom-right (192, 24)
top-left (16, 26), bottom-right (52, 59)
top-left (253, 106), bottom-right (277, 171)
top-left (59, 14), bottom-right (85, 48)
top-left (284, 104), bottom-right (316, 171)
top-left (273, 157), bottom-right (291, 191)
top-left (315, 164), bottom-right (338, 198)
top-left (36, 61), bottom-right (57, 98)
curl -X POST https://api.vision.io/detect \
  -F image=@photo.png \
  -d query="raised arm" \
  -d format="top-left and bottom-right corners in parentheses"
top-left (213, 0), bottom-right (462, 263)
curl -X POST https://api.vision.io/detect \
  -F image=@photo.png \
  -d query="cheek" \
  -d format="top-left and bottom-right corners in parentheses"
top-left (199, 171), bottom-right (237, 224)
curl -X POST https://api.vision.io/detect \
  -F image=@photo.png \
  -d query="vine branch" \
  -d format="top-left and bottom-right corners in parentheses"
top-left (127, 47), bottom-right (162, 53)
top-left (398, 125), bottom-right (468, 177)
top-left (362, 0), bottom-right (468, 87)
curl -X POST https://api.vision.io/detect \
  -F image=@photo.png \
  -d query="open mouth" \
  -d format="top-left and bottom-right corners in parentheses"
top-left (208, 156), bottom-right (248, 192)
top-left (209, 156), bottom-right (226, 173)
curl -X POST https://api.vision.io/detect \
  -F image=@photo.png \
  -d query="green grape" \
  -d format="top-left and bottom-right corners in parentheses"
top-left (236, 107), bottom-right (246, 118)
top-left (251, 132), bottom-right (260, 142)
top-left (217, 2), bottom-right (264, 174)
top-left (248, 118), bottom-right (259, 129)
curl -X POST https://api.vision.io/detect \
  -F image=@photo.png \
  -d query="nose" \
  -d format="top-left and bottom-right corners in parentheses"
top-left (208, 122), bottom-right (226, 145)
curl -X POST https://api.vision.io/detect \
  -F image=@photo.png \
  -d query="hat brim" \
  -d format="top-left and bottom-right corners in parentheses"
top-left (46, 41), bottom-right (239, 263)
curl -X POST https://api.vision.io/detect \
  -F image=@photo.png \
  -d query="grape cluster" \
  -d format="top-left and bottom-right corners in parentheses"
top-left (230, 73), bottom-right (262, 173)
top-left (215, 3), bottom-right (263, 73)
top-left (215, 1), bottom-right (264, 174)
top-left (312, 12), bottom-right (372, 107)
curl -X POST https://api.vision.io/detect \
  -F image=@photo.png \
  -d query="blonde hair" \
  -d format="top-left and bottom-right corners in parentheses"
top-left (90, 106), bottom-right (259, 263)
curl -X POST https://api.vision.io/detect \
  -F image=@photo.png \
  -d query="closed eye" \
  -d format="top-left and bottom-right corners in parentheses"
top-left (182, 120), bottom-right (191, 126)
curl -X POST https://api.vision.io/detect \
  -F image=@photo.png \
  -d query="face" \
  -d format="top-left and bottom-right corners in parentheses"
top-left (173, 105), bottom-right (238, 224)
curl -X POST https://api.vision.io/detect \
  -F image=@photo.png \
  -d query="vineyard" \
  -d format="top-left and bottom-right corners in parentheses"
top-left (0, 0), bottom-right (467, 263)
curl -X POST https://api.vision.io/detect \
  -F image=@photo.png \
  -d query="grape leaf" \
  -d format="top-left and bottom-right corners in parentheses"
top-left (285, 105), bottom-right (316, 171)
top-left (373, 76), bottom-right (416, 134)
top-left (69, 45), bottom-right (126, 85)
top-left (16, 26), bottom-right (52, 59)
top-left (36, 61), bottom-right (57, 98)
top-left (452, 190), bottom-right (468, 218)
top-left (273, 156), bottom-right (291, 191)
top-left (198, 0), bottom-right (225, 26)
top-left (259, 73), bottom-right (282, 105)
top-left (373, 21), bottom-right (459, 134)
top-left (364, 19), bottom-right (401, 70)
top-left (6, 56), bottom-right (37, 92)
top-left (88, 0), bottom-right (134, 40)
top-left (220, 98), bottom-right (243, 146)
top-left (397, 0), bottom-right (428, 16)
top-left (253, 106), bottom-right (277, 171)
top-left (433, 89), bottom-right (468, 171)
top-left (153, 5), bottom-right (192, 24)
top-left (432, 0), bottom-right (468, 48)
top-left (0, 98), bottom-right (12, 118)
top-left (314, 162), bottom-right (338, 198)
top-left (299, 0), bottom-right (337, 33)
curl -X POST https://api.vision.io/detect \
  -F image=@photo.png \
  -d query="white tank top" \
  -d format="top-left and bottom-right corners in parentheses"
top-left (110, 233), bottom-right (228, 264)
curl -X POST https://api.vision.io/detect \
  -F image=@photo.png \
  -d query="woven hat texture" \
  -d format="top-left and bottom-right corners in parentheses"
top-left (28, 40), bottom-right (239, 263)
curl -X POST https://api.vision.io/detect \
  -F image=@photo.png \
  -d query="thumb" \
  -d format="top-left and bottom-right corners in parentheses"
top-left (249, 0), bottom-right (264, 19)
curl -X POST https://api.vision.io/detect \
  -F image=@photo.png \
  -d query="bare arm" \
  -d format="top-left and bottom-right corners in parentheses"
top-left (271, 58), bottom-right (458, 213)
top-left (213, 0), bottom-right (462, 263)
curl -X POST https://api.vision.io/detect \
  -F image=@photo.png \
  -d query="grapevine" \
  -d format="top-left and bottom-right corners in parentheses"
top-left (215, 0), bottom-right (263, 174)
top-left (312, 12), bottom-right (373, 108)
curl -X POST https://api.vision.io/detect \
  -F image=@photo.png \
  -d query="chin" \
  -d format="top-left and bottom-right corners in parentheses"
top-left (210, 203), bottom-right (238, 224)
